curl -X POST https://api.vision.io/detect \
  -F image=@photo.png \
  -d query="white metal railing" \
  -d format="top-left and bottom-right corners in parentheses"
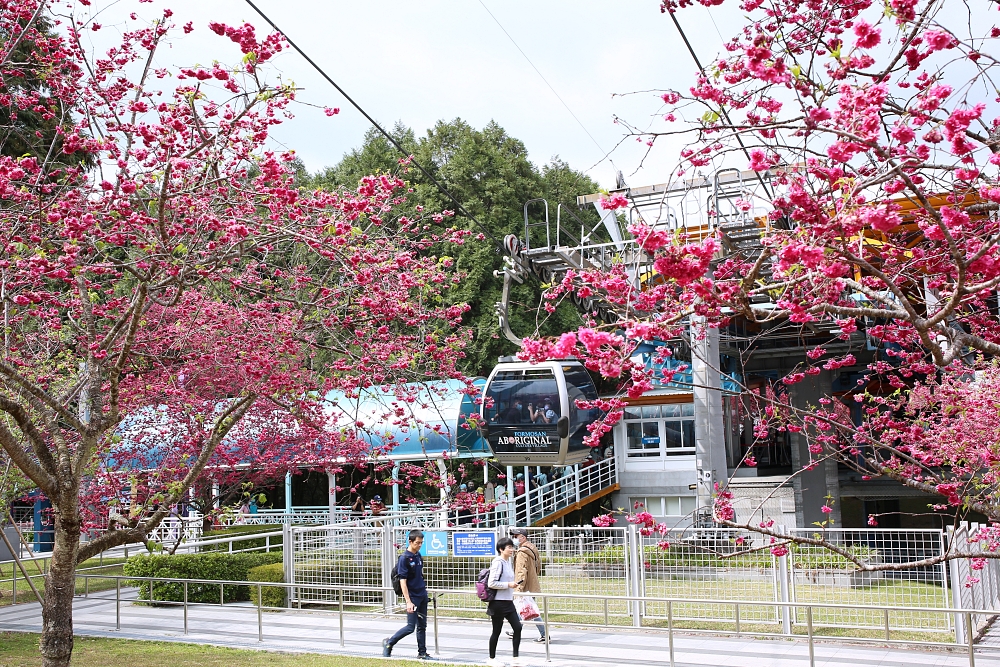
top-left (65, 572), bottom-right (997, 666)
top-left (514, 457), bottom-right (617, 526)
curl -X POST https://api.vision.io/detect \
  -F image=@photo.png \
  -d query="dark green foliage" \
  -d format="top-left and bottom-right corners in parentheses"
top-left (0, 15), bottom-right (91, 169)
top-left (122, 552), bottom-right (282, 604)
top-left (310, 120), bottom-right (601, 376)
top-left (247, 563), bottom-right (285, 608)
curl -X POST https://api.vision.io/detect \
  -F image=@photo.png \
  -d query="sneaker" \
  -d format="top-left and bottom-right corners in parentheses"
top-left (382, 638), bottom-right (392, 657)
top-left (533, 636), bottom-right (548, 643)
top-left (486, 658), bottom-right (505, 667)
top-left (505, 630), bottom-right (515, 638)
top-left (418, 654), bottom-right (436, 661)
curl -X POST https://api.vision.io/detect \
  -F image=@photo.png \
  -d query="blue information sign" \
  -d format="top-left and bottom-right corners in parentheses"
top-left (420, 531), bottom-right (449, 557)
top-left (453, 532), bottom-right (496, 557)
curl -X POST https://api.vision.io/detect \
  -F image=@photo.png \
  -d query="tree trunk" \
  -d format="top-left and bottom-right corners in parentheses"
top-left (40, 503), bottom-right (80, 667)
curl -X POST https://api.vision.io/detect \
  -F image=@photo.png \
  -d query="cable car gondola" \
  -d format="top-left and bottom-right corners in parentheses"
top-left (480, 359), bottom-right (600, 466)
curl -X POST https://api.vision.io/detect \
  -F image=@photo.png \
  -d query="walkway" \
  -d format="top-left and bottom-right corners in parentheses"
top-left (0, 592), bottom-right (995, 667)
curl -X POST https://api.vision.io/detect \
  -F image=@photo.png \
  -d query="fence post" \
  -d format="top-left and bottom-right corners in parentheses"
top-left (257, 584), bottom-right (263, 642)
top-left (807, 606), bottom-right (814, 667)
top-left (339, 588), bottom-right (345, 647)
top-left (627, 524), bottom-right (642, 628)
top-left (282, 523), bottom-right (293, 609)
top-left (543, 594), bottom-right (550, 662)
top-left (667, 600), bottom-right (675, 667)
top-left (574, 465), bottom-right (581, 505)
top-left (115, 579), bottom-right (121, 630)
top-left (183, 581), bottom-right (188, 635)
top-left (950, 526), bottom-right (967, 643)
top-left (433, 594), bottom-right (439, 656)
top-left (382, 523), bottom-right (393, 614)
top-left (967, 611), bottom-right (976, 667)
top-left (777, 535), bottom-right (792, 636)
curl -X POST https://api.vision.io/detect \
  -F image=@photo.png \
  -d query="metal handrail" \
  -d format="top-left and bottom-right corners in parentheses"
top-left (57, 572), bottom-right (994, 667)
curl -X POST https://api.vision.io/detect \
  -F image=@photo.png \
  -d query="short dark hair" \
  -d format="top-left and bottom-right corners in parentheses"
top-left (408, 530), bottom-right (424, 544)
top-left (496, 537), bottom-right (514, 553)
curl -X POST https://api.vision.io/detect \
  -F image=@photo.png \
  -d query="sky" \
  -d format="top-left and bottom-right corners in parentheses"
top-left (80, 0), bottom-right (746, 192)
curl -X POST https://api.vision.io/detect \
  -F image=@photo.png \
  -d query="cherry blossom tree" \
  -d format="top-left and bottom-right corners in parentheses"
top-left (526, 0), bottom-right (1000, 566)
top-left (0, 2), bottom-right (473, 665)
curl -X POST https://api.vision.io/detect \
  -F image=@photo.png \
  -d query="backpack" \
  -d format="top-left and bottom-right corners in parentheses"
top-left (391, 564), bottom-right (403, 596)
top-left (475, 566), bottom-right (496, 603)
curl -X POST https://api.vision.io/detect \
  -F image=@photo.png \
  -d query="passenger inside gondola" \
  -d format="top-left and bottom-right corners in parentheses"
top-left (501, 399), bottom-right (524, 423)
top-left (528, 398), bottom-right (558, 424)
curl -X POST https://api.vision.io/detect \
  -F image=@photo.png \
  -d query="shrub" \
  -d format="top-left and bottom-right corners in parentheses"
top-left (123, 551), bottom-right (282, 603)
top-left (248, 562), bottom-right (285, 608)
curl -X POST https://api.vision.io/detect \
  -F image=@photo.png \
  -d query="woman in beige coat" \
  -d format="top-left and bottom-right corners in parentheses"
top-left (509, 528), bottom-right (547, 643)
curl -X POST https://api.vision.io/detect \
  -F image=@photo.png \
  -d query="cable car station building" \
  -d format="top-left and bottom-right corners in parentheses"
top-left (480, 169), bottom-right (939, 531)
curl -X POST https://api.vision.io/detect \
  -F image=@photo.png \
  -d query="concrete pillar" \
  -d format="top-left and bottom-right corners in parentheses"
top-left (506, 465), bottom-right (515, 525)
top-left (284, 471), bottom-right (293, 516)
top-left (691, 317), bottom-right (728, 513)
top-left (327, 472), bottom-right (337, 524)
top-left (436, 459), bottom-right (449, 528)
top-left (788, 370), bottom-right (842, 528)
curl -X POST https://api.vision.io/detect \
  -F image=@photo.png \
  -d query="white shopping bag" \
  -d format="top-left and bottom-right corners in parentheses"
top-left (515, 595), bottom-right (541, 621)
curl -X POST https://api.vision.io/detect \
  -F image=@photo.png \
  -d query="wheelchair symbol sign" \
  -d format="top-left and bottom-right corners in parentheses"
top-left (420, 531), bottom-right (449, 557)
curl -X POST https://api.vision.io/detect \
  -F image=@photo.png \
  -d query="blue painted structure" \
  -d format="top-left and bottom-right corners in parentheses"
top-left (324, 378), bottom-right (490, 460)
top-left (632, 341), bottom-right (743, 393)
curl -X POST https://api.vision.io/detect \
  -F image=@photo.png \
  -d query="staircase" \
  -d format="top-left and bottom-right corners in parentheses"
top-left (512, 457), bottom-right (619, 527)
top-left (711, 168), bottom-right (773, 280)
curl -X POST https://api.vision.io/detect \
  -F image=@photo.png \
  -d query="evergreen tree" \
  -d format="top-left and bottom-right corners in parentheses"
top-left (312, 119), bottom-right (601, 376)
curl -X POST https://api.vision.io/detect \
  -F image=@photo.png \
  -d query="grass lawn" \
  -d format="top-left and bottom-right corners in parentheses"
top-left (0, 632), bottom-right (455, 667)
top-left (0, 558), bottom-right (128, 607)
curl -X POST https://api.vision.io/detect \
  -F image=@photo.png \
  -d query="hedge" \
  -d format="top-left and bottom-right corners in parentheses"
top-left (248, 562), bottom-right (285, 608)
top-left (123, 551), bottom-right (282, 603)
top-left (552, 543), bottom-right (879, 570)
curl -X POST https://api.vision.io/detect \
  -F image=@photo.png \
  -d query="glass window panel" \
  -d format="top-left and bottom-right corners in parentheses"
top-left (665, 496), bottom-right (681, 515)
top-left (681, 403), bottom-right (695, 417)
top-left (629, 497), bottom-right (648, 512)
top-left (626, 423), bottom-right (642, 449)
top-left (681, 496), bottom-right (697, 514)
top-left (661, 404), bottom-right (682, 418)
top-left (626, 422), bottom-right (660, 457)
top-left (622, 407), bottom-right (641, 421)
top-left (682, 420), bottom-right (696, 449)
top-left (663, 421), bottom-right (682, 449)
top-left (486, 373), bottom-right (559, 426)
top-left (641, 405), bottom-right (660, 419)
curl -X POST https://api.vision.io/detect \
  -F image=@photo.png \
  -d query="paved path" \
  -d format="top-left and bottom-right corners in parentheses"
top-left (0, 592), bottom-right (996, 667)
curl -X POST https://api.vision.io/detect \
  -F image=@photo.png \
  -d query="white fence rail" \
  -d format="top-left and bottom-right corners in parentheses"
top-left (286, 523), bottom-right (967, 637)
top-left (513, 457), bottom-right (617, 526)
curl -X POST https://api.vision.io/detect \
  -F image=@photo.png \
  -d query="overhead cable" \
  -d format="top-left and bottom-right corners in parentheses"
top-left (243, 0), bottom-right (505, 250)
top-left (667, 11), bottom-right (773, 199)
top-left (477, 0), bottom-right (613, 168)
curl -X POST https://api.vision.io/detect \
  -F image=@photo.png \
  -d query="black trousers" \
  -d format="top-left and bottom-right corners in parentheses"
top-left (488, 599), bottom-right (521, 658)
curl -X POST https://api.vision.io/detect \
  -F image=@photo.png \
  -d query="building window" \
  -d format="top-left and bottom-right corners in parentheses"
top-left (629, 496), bottom-right (697, 517)
top-left (623, 403), bottom-right (695, 458)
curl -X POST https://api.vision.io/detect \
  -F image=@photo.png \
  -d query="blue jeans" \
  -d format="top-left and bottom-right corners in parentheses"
top-left (388, 597), bottom-right (428, 655)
